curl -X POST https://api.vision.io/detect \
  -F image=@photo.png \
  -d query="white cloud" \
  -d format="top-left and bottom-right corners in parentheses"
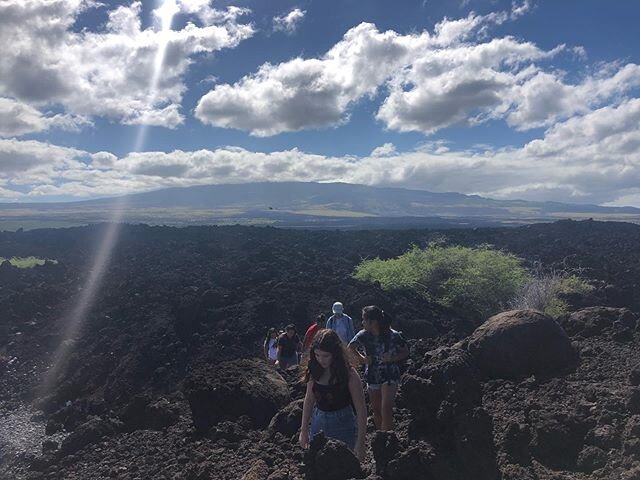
top-left (370, 143), bottom-right (397, 157)
top-left (273, 8), bottom-right (306, 34)
top-left (2, 98), bottom-right (639, 205)
top-left (0, 97), bottom-right (91, 137)
top-left (196, 22), bottom-right (431, 135)
top-left (195, 3), bottom-right (639, 138)
top-left (0, 0), bottom-right (254, 129)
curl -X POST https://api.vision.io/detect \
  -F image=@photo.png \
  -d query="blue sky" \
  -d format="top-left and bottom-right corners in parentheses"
top-left (0, 0), bottom-right (639, 205)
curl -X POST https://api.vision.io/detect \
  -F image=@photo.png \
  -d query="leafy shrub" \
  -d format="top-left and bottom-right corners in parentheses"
top-left (0, 256), bottom-right (57, 268)
top-left (353, 244), bottom-right (530, 318)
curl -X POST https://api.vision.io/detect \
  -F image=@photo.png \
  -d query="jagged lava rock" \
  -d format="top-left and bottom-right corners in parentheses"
top-left (559, 307), bottom-right (638, 338)
top-left (304, 432), bottom-right (364, 480)
top-left (467, 309), bottom-right (578, 379)
top-left (268, 399), bottom-right (304, 438)
top-left (185, 358), bottom-right (290, 433)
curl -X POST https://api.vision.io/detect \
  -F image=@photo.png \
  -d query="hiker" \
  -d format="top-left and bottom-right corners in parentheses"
top-left (302, 313), bottom-right (326, 354)
top-left (349, 305), bottom-right (409, 431)
top-left (326, 301), bottom-right (355, 344)
top-left (299, 329), bottom-right (367, 461)
top-left (264, 327), bottom-right (279, 365)
top-left (276, 324), bottom-right (302, 369)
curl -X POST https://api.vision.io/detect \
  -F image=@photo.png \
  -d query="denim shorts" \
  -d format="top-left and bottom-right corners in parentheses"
top-left (309, 405), bottom-right (357, 449)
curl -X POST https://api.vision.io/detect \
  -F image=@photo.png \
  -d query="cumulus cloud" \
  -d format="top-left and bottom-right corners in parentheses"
top-left (273, 8), bottom-right (306, 34)
top-left (0, 0), bottom-right (254, 129)
top-left (196, 23), bottom-right (430, 135)
top-left (370, 143), bottom-right (397, 157)
top-left (2, 98), bottom-right (639, 205)
top-left (195, 3), bottom-right (639, 137)
top-left (0, 97), bottom-right (91, 137)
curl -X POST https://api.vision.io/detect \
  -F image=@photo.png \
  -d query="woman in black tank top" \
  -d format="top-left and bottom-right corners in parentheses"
top-left (299, 329), bottom-right (367, 461)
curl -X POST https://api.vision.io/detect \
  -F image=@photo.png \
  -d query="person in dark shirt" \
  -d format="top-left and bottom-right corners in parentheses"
top-left (349, 305), bottom-right (409, 431)
top-left (299, 329), bottom-right (367, 461)
top-left (276, 324), bottom-right (302, 369)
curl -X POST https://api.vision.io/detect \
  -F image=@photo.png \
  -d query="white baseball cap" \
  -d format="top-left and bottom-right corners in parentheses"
top-left (332, 302), bottom-right (344, 314)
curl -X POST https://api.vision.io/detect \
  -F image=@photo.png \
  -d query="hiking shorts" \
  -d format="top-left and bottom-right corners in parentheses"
top-left (367, 380), bottom-right (400, 391)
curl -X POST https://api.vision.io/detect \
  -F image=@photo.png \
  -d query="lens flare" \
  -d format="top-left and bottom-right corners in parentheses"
top-left (134, 0), bottom-right (178, 152)
top-left (40, 0), bottom-right (178, 396)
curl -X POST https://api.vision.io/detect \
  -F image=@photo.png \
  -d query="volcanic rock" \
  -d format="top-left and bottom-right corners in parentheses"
top-left (577, 445), bottom-right (608, 472)
top-left (385, 443), bottom-right (436, 480)
top-left (268, 399), bottom-right (304, 438)
top-left (241, 459), bottom-right (270, 480)
top-left (371, 431), bottom-right (401, 475)
top-left (529, 412), bottom-right (590, 469)
top-left (119, 395), bottom-right (180, 431)
top-left (585, 424), bottom-right (620, 450)
top-left (560, 307), bottom-right (638, 338)
top-left (467, 310), bottom-right (578, 379)
top-left (58, 417), bottom-right (121, 457)
top-left (185, 358), bottom-right (290, 433)
top-left (303, 432), bottom-right (364, 480)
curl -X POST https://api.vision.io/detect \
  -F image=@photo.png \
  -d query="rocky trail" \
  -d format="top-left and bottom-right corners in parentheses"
top-left (1, 220), bottom-right (639, 479)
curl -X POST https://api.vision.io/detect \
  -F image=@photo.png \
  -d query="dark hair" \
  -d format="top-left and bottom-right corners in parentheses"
top-left (316, 313), bottom-right (326, 323)
top-left (302, 329), bottom-right (352, 385)
top-left (286, 324), bottom-right (296, 332)
top-left (362, 305), bottom-right (390, 333)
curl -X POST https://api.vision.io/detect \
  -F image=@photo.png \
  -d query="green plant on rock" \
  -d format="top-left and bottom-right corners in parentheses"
top-left (353, 244), bottom-right (531, 318)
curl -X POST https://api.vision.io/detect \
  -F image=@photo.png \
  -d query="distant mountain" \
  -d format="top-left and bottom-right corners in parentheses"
top-left (1, 182), bottom-right (639, 230)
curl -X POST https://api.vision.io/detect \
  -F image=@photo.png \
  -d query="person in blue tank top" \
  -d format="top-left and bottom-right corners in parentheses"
top-left (299, 329), bottom-right (367, 461)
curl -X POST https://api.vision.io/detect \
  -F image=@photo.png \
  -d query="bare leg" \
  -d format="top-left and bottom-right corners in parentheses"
top-left (381, 383), bottom-right (398, 431)
top-left (369, 388), bottom-right (383, 430)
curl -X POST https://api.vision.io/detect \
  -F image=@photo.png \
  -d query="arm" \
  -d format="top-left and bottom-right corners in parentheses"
top-left (348, 368), bottom-right (367, 461)
top-left (299, 380), bottom-right (316, 448)
top-left (348, 317), bottom-right (356, 342)
top-left (348, 344), bottom-right (371, 366)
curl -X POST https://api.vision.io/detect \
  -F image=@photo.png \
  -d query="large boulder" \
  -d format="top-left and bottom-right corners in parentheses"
top-left (185, 358), bottom-right (290, 434)
top-left (467, 310), bottom-right (578, 379)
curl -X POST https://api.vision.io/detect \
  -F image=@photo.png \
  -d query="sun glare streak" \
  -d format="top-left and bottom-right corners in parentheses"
top-left (40, 1), bottom-right (178, 397)
top-left (134, 0), bottom-right (178, 152)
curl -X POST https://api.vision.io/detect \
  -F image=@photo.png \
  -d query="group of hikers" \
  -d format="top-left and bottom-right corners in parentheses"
top-left (263, 302), bottom-right (409, 461)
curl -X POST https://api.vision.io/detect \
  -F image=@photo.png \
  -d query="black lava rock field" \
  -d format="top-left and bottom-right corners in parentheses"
top-left (1, 219), bottom-right (640, 479)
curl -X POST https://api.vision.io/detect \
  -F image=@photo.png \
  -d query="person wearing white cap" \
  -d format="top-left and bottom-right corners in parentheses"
top-left (326, 301), bottom-right (355, 344)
